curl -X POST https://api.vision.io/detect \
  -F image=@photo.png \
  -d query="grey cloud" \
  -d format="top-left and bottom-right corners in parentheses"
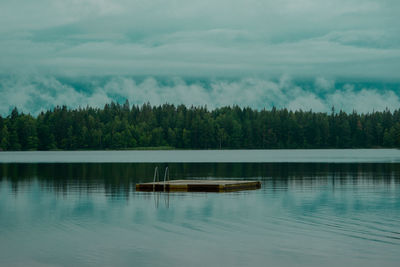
top-left (0, 0), bottom-right (400, 79)
top-left (320, 30), bottom-right (400, 49)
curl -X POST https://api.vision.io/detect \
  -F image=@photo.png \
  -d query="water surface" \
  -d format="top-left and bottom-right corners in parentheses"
top-left (0, 162), bottom-right (399, 266)
top-left (1, 149), bottom-right (400, 163)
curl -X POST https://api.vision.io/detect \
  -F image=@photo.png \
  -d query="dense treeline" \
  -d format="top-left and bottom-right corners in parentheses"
top-left (1, 101), bottom-right (400, 150)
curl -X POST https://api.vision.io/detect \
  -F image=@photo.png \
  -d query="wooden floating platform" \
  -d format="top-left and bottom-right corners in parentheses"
top-left (136, 180), bottom-right (261, 192)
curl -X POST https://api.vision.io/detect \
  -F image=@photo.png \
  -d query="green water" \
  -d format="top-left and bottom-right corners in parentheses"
top-left (0, 161), bottom-right (400, 266)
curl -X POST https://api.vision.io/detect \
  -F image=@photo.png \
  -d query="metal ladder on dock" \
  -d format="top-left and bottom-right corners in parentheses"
top-left (153, 166), bottom-right (170, 192)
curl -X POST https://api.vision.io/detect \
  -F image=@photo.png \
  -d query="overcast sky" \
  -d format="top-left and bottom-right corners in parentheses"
top-left (1, 0), bottom-right (399, 79)
top-left (1, 0), bottom-right (400, 114)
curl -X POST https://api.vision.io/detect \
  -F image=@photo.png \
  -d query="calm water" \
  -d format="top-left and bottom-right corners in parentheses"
top-left (1, 152), bottom-right (400, 266)
top-left (1, 149), bottom-right (400, 163)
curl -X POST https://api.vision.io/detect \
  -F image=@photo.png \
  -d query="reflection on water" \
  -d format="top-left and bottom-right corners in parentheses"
top-left (0, 163), bottom-right (400, 266)
top-left (1, 163), bottom-right (400, 196)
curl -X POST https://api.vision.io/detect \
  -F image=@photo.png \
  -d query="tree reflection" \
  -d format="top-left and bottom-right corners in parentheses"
top-left (1, 163), bottom-right (400, 198)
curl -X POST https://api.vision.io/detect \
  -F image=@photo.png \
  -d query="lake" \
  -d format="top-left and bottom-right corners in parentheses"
top-left (1, 149), bottom-right (400, 163)
top-left (0, 150), bottom-right (400, 266)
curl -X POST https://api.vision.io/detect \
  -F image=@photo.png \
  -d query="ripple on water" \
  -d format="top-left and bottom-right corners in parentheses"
top-left (1, 162), bottom-right (400, 267)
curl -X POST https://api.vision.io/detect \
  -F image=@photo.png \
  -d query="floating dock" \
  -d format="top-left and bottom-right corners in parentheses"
top-left (136, 180), bottom-right (261, 192)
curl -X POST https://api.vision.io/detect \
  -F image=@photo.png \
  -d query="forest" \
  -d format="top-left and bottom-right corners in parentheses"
top-left (0, 101), bottom-right (400, 150)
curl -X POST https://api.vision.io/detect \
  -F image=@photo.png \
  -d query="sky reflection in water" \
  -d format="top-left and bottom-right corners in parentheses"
top-left (0, 162), bottom-right (399, 267)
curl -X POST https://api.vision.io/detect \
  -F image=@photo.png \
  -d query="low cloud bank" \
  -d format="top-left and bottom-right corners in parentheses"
top-left (0, 75), bottom-right (399, 116)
